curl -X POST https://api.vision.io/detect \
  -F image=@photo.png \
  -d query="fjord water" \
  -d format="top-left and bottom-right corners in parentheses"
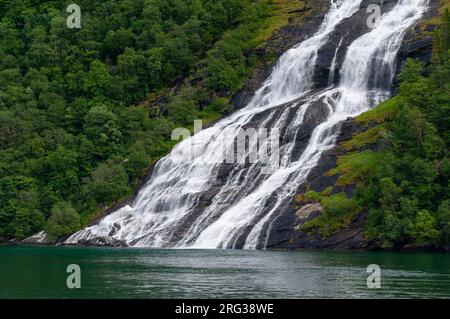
top-left (67, 0), bottom-right (430, 248)
top-left (0, 246), bottom-right (449, 298)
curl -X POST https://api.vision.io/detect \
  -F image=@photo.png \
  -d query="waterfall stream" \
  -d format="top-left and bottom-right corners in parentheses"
top-left (67, 0), bottom-right (429, 249)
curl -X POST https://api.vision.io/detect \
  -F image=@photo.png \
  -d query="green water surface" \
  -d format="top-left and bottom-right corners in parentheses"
top-left (0, 246), bottom-right (448, 298)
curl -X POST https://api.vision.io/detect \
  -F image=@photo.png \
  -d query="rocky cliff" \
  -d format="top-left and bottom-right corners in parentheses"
top-left (264, 0), bottom-right (444, 251)
top-left (52, 0), bottom-right (333, 247)
top-left (29, 0), bottom-right (444, 248)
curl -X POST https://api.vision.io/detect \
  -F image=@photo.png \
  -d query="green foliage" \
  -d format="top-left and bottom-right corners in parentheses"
top-left (303, 191), bottom-right (322, 203)
top-left (203, 1), bottom-right (274, 93)
top-left (355, 96), bottom-right (399, 124)
top-left (303, 192), bottom-right (361, 238)
top-left (327, 151), bottom-right (384, 186)
top-left (83, 60), bottom-right (112, 97)
top-left (341, 126), bottom-right (384, 151)
top-left (45, 202), bottom-right (80, 240)
top-left (84, 162), bottom-right (131, 205)
top-left (361, 14), bottom-right (450, 248)
top-left (12, 209), bottom-right (45, 240)
top-left (315, 14), bottom-right (450, 248)
top-left (398, 58), bottom-right (425, 83)
top-left (0, 176), bottom-right (41, 238)
top-left (408, 210), bottom-right (440, 245)
top-left (0, 0), bottom-right (287, 240)
top-left (84, 104), bottom-right (122, 158)
top-left (437, 200), bottom-right (450, 245)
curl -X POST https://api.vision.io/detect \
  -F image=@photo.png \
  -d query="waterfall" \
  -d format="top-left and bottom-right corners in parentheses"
top-left (66, 0), bottom-right (429, 249)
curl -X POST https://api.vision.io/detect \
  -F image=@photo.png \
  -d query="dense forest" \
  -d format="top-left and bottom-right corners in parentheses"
top-left (0, 0), bottom-right (448, 249)
top-left (0, 0), bottom-right (284, 240)
top-left (362, 13), bottom-right (450, 248)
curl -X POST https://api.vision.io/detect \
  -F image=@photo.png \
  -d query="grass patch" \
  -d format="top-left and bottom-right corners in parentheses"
top-left (327, 150), bottom-right (384, 186)
top-left (420, 0), bottom-right (450, 30)
top-left (304, 190), bottom-right (322, 202)
top-left (295, 186), bottom-right (334, 205)
top-left (182, 0), bottom-right (308, 127)
top-left (356, 96), bottom-right (400, 124)
top-left (302, 192), bottom-right (361, 237)
top-left (253, 0), bottom-right (306, 46)
top-left (341, 126), bottom-right (385, 150)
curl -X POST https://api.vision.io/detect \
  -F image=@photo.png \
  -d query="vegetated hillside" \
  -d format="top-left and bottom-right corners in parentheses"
top-left (0, 0), bottom-right (307, 241)
top-left (288, 9), bottom-right (450, 250)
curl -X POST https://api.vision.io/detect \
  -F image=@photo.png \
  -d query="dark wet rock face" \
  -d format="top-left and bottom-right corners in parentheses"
top-left (392, 0), bottom-right (441, 92)
top-left (264, 112), bottom-right (393, 251)
top-left (77, 237), bottom-right (128, 247)
top-left (314, 0), bottom-right (399, 89)
top-left (290, 211), bottom-right (368, 250)
top-left (315, 0), bottom-right (441, 93)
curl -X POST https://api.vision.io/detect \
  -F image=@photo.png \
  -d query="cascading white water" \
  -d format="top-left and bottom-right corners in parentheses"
top-left (67, 0), bottom-right (429, 249)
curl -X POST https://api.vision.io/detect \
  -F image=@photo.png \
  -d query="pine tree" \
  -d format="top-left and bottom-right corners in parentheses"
top-left (442, 9), bottom-right (450, 50)
top-left (431, 30), bottom-right (446, 87)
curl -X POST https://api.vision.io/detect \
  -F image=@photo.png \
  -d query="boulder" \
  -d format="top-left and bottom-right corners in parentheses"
top-left (22, 231), bottom-right (53, 245)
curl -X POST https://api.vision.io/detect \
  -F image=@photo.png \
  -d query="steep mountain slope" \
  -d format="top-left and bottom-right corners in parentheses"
top-left (0, 0), bottom-right (314, 243)
top-left (66, 0), bottom-right (447, 250)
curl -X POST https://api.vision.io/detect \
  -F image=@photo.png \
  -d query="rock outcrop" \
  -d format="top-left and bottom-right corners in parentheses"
top-left (22, 231), bottom-right (53, 245)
